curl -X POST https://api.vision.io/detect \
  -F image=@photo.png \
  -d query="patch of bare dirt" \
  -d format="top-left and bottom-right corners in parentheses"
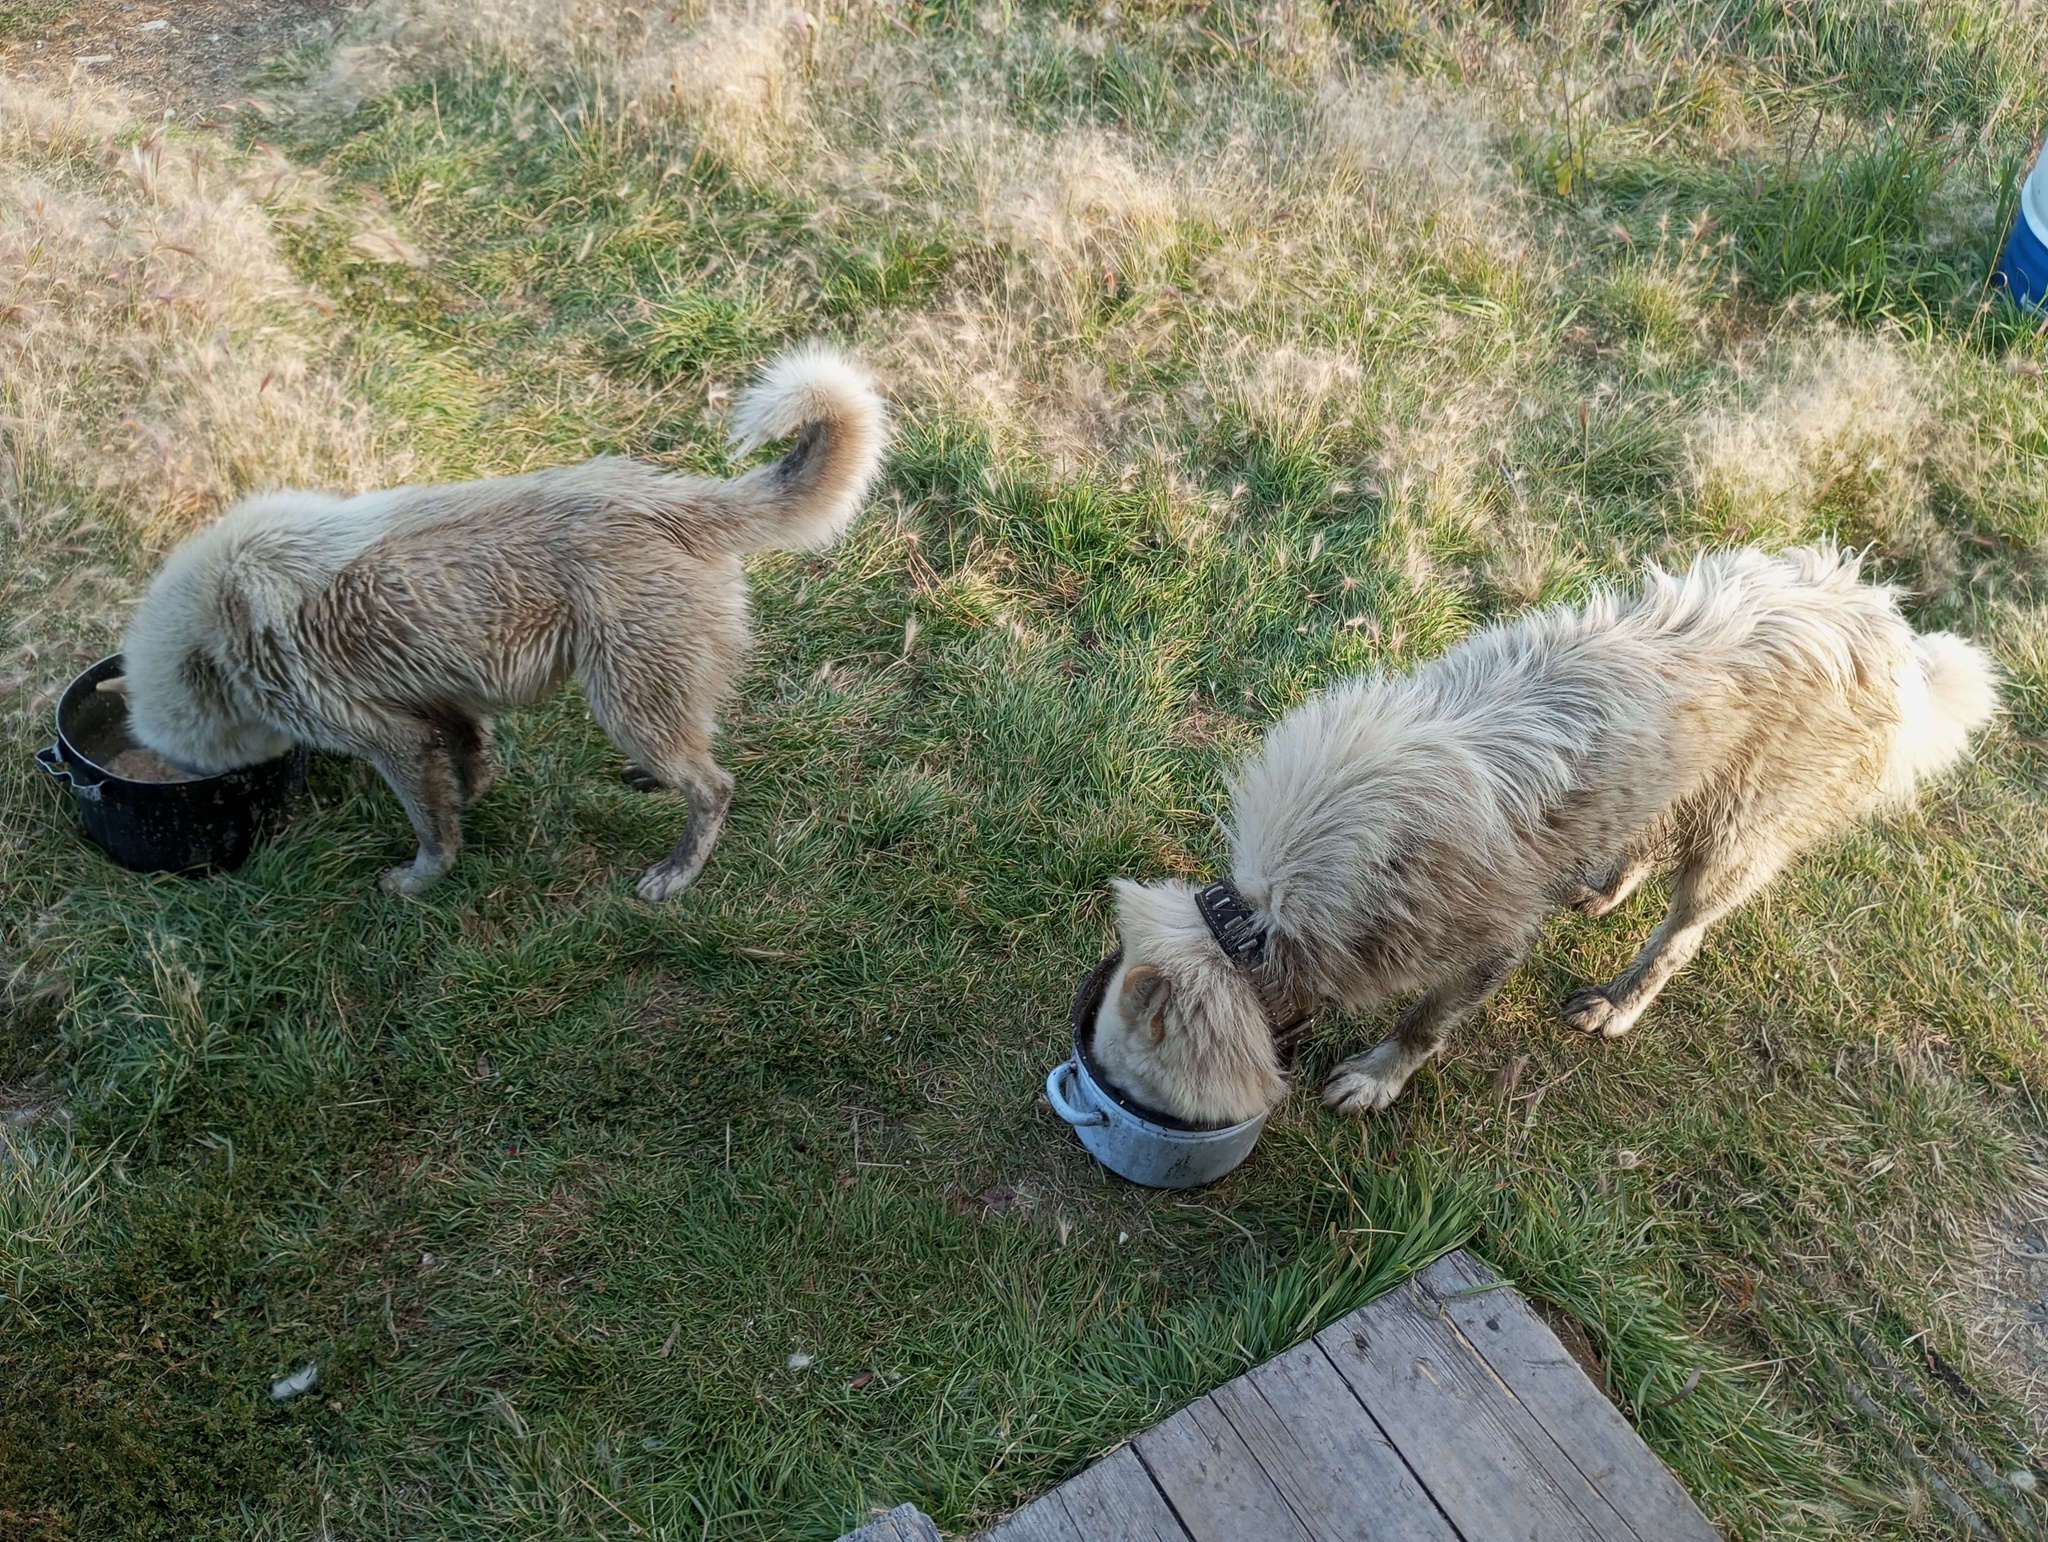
top-left (1960, 1165), bottom-right (2048, 1439)
top-left (0, 0), bottom-right (358, 121)
top-left (1530, 1296), bottom-right (1623, 1411)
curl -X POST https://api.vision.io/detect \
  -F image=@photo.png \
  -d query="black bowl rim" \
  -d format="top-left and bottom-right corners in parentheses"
top-left (56, 654), bottom-right (299, 786)
top-left (1068, 948), bottom-right (1219, 1134)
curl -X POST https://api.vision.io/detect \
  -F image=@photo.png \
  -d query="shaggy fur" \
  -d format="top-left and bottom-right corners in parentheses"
top-left (1093, 546), bottom-right (1999, 1126)
top-left (121, 344), bottom-right (888, 899)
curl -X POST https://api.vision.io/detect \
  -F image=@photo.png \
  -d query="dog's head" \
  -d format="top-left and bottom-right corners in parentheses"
top-left (120, 524), bottom-right (295, 774)
top-left (1091, 878), bottom-right (1286, 1128)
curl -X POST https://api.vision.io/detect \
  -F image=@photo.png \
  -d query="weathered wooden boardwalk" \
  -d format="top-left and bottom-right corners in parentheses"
top-left (974, 1250), bottom-right (1719, 1542)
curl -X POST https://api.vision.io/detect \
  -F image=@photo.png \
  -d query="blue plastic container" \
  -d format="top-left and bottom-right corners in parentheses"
top-left (1997, 151), bottom-right (2048, 311)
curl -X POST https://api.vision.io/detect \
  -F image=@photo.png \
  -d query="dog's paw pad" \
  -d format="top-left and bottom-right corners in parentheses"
top-left (1560, 986), bottom-right (1635, 1038)
top-left (619, 762), bottom-right (663, 793)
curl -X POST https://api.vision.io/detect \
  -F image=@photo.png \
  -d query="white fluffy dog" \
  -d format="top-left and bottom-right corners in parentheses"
top-left (119, 345), bottom-right (887, 899)
top-left (1092, 546), bottom-right (1998, 1125)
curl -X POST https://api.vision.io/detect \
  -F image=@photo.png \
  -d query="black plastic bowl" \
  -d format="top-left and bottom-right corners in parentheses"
top-left (36, 654), bottom-right (309, 875)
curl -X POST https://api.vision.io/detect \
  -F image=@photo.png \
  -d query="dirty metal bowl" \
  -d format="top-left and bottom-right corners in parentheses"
top-left (36, 653), bottom-right (309, 875)
top-left (1045, 949), bottom-right (1270, 1189)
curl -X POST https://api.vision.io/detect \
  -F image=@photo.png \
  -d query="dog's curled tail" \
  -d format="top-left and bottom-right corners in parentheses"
top-left (706, 343), bottom-right (889, 553)
top-left (1880, 629), bottom-right (1999, 801)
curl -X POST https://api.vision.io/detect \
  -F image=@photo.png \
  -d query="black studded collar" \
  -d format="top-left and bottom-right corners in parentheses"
top-left (1193, 880), bottom-right (1311, 1037)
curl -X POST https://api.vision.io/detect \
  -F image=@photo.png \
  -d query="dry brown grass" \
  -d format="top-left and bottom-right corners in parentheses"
top-left (0, 77), bottom-right (404, 765)
top-left (317, 0), bottom-right (1541, 494)
top-left (1687, 333), bottom-right (1943, 547)
top-left (0, 82), bottom-right (386, 549)
top-left (325, 0), bottom-right (815, 170)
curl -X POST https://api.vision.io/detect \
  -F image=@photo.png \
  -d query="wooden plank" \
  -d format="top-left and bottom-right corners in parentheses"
top-left (982, 1444), bottom-right (1191, 1542)
top-left (1060, 1445), bottom-right (1192, 1541)
top-left (1135, 1395), bottom-right (1318, 1542)
top-left (1317, 1275), bottom-right (1642, 1542)
top-left (1415, 1255), bottom-right (1718, 1542)
top-left (838, 1504), bottom-right (943, 1542)
top-left (1208, 1335), bottom-right (1466, 1542)
top-left (978, 1490), bottom-right (1084, 1542)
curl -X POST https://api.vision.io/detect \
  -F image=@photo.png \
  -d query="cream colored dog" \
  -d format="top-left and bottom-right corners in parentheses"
top-left (120, 344), bottom-right (887, 899)
top-left (1092, 546), bottom-right (1998, 1125)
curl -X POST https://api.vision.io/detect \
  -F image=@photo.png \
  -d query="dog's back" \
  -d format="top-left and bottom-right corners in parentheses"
top-left (120, 344), bottom-right (887, 900)
top-left (1104, 543), bottom-right (1996, 1125)
top-left (1229, 546), bottom-right (1983, 1008)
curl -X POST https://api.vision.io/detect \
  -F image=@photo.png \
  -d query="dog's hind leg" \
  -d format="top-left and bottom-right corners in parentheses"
top-left (442, 715), bottom-right (498, 807)
top-left (627, 743), bottom-right (734, 902)
top-left (1324, 949), bottom-right (1521, 1116)
top-left (584, 670), bottom-right (736, 902)
top-left (581, 563), bottom-right (748, 900)
top-left (1560, 837), bottom-right (1786, 1038)
top-left (364, 716), bottom-right (470, 896)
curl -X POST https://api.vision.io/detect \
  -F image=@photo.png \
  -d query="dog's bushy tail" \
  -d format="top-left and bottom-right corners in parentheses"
top-left (1880, 628), bottom-right (1999, 800)
top-left (697, 344), bottom-right (888, 553)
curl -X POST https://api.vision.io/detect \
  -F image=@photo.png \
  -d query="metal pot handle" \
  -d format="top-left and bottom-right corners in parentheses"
top-left (1045, 1059), bottom-right (1108, 1128)
top-left (36, 744), bottom-right (101, 802)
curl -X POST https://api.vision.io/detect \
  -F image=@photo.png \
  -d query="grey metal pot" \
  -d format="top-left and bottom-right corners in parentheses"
top-left (1045, 950), bottom-right (1270, 1189)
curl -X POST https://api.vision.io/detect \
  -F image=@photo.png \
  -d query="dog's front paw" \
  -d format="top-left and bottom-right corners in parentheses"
top-left (635, 856), bottom-right (702, 902)
top-left (1322, 1040), bottom-right (1419, 1117)
top-left (1560, 985), bottom-right (1639, 1038)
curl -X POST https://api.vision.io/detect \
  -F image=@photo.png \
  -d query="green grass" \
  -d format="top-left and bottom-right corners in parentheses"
top-left (4, 0), bottom-right (2048, 1538)
top-left (0, 3), bottom-right (77, 42)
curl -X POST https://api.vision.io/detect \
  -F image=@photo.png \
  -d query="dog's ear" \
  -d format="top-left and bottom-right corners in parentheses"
top-left (1119, 964), bottom-right (1171, 1045)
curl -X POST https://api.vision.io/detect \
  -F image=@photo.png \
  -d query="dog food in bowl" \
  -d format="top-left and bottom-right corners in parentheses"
top-left (105, 746), bottom-right (201, 783)
top-left (1045, 950), bottom-right (1270, 1189)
